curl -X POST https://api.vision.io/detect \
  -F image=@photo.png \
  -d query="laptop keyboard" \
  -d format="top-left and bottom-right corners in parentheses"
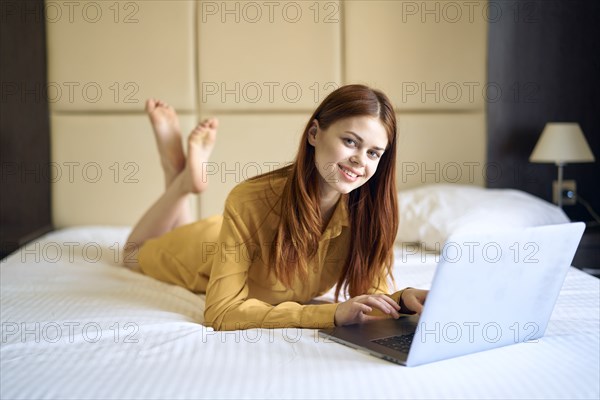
top-left (372, 333), bottom-right (415, 353)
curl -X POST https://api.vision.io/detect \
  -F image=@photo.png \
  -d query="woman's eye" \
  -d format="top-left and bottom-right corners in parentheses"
top-left (344, 138), bottom-right (381, 158)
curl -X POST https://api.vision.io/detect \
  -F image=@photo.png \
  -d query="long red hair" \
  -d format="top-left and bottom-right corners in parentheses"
top-left (250, 84), bottom-right (398, 300)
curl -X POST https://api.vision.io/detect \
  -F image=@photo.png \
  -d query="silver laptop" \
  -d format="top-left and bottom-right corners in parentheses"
top-left (319, 222), bottom-right (585, 367)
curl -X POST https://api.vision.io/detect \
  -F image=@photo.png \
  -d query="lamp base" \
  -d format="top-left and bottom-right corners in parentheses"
top-left (553, 179), bottom-right (577, 206)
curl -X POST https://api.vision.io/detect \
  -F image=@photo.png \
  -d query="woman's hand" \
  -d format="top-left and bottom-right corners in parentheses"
top-left (334, 294), bottom-right (401, 326)
top-left (400, 288), bottom-right (428, 314)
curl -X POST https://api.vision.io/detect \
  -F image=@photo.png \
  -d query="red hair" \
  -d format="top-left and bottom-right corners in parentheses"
top-left (250, 84), bottom-right (398, 300)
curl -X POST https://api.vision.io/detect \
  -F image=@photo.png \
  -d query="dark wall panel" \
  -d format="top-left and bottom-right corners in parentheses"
top-left (1, 0), bottom-right (52, 257)
top-left (487, 0), bottom-right (600, 222)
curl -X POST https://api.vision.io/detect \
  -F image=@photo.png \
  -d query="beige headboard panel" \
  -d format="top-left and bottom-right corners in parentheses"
top-left (46, 0), bottom-right (487, 227)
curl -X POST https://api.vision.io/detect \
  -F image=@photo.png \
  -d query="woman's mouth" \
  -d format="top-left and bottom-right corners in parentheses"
top-left (338, 164), bottom-right (360, 182)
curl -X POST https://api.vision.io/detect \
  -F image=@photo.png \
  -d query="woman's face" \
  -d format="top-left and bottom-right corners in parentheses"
top-left (308, 116), bottom-right (389, 197)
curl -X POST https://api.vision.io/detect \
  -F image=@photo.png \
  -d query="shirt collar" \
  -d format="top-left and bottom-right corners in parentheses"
top-left (322, 193), bottom-right (350, 239)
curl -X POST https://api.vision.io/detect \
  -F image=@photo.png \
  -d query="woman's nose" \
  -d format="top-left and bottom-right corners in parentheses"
top-left (350, 153), bottom-right (365, 166)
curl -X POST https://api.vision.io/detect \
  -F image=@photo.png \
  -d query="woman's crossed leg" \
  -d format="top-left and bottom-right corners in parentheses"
top-left (123, 99), bottom-right (218, 269)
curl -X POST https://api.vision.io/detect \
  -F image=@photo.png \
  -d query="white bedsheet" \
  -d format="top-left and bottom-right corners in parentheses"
top-left (1, 226), bottom-right (598, 399)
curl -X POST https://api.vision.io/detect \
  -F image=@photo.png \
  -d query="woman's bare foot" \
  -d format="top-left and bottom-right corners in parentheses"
top-left (180, 118), bottom-right (218, 194)
top-left (146, 99), bottom-right (185, 185)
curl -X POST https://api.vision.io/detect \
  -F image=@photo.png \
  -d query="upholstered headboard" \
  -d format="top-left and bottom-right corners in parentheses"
top-left (46, 0), bottom-right (487, 226)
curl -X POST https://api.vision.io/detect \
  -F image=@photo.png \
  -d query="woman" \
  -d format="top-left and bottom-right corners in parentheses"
top-left (123, 84), bottom-right (428, 331)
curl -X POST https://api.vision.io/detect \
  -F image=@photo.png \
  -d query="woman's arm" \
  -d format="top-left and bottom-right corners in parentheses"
top-left (203, 196), bottom-right (340, 331)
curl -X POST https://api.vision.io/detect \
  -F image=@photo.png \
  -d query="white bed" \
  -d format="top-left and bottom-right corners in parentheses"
top-left (1, 187), bottom-right (599, 399)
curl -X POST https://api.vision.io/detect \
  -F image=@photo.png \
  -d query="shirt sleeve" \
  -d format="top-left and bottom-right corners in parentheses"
top-left (203, 195), bottom-right (340, 331)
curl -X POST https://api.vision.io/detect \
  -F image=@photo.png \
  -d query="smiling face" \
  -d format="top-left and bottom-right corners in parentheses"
top-left (307, 116), bottom-right (389, 201)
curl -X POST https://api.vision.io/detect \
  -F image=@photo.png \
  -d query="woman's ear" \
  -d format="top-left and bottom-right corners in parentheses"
top-left (307, 119), bottom-right (320, 146)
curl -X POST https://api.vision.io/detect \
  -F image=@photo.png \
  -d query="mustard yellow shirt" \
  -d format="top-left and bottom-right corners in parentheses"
top-left (138, 168), bottom-right (404, 330)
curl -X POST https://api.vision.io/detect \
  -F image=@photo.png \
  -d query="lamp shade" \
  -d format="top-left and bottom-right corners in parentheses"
top-left (530, 123), bottom-right (595, 164)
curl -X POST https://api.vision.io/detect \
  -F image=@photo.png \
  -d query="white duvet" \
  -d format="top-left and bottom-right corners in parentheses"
top-left (1, 226), bottom-right (598, 399)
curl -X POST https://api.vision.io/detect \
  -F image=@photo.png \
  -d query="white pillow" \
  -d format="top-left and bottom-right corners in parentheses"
top-left (396, 184), bottom-right (570, 250)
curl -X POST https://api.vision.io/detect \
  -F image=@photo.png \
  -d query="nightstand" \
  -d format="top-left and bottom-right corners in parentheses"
top-left (571, 223), bottom-right (600, 277)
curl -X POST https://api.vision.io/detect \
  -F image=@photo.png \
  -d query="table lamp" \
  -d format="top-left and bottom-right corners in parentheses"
top-left (529, 123), bottom-right (595, 207)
